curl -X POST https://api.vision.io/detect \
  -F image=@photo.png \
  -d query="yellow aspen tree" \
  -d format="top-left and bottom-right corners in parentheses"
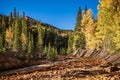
top-left (81, 10), bottom-right (96, 50)
top-left (5, 27), bottom-right (13, 49)
top-left (95, 0), bottom-right (117, 50)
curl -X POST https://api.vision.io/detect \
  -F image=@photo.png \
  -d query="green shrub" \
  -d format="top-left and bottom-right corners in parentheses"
top-left (47, 44), bottom-right (57, 61)
top-left (20, 52), bottom-right (25, 61)
top-left (0, 48), bottom-right (6, 54)
top-left (60, 48), bottom-right (67, 55)
top-left (43, 46), bottom-right (48, 55)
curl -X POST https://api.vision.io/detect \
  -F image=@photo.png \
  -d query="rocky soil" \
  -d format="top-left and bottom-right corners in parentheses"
top-left (0, 49), bottom-right (120, 80)
top-left (0, 57), bottom-right (120, 80)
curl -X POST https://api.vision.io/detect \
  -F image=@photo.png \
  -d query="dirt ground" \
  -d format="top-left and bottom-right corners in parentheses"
top-left (0, 56), bottom-right (120, 80)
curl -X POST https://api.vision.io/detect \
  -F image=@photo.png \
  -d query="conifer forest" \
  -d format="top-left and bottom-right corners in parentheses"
top-left (0, 0), bottom-right (120, 80)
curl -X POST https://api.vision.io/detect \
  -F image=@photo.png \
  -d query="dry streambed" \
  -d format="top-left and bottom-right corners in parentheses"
top-left (0, 57), bottom-right (120, 80)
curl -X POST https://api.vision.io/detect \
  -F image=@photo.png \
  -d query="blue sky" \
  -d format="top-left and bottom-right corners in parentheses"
top-left (0, 0), bottom-right (99, 30)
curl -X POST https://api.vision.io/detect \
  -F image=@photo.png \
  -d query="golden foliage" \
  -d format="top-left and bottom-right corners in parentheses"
top-left (81, 10), bottom-right (96, 50)
top-left (5, 27), bottom-right (13, 48)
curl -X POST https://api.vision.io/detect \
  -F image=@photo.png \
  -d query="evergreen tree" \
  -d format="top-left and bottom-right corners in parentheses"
top-left (0, 35), bottom-right (3, 52)
top-left (84, 5), bottom-right (88, 14)
top-left (23, 12), bottom-right (25, 18)
top-left (73, 7), bottom-right (86, 50)
top-left (14, 8), bottom-right (17, 18)
top-left (67, 34), bottom-right (74, 53)
top-left (21, 13), bottom-right (28, 51)
top-left (74, 7), bottom-right (82, 31)
top-left (1, 16), bottom-right (6, 49)
top-left (9, 12), bottom-right (13, 27)
top-left (13, 17), bottom-right (22, 51)
top-left (43, 46), bottom-right (47, 55)
top-left (43, 27), bottom-right (47, 47)
top-left (28, 32), bottom-right (34, 58)
top-left (60, 47), bottom-right (66, 55)
top-left (47, 44), bottom-right (57, 61)
top-left (36, 23), bottom-right (44, 58)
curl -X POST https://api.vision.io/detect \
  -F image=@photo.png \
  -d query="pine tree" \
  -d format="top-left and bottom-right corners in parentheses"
top-left (67, 34), bottom-right (74, 53)
top-left (13, 17), bottom-right (22, 51)
top-left (1, 16), bottom-right (6, 49)
top-left (47, 44), bottom-right (57, 61)
top-left (74, 7), bottom-right (82, 31)
top-left (0, 16), bottom-right (6, 52)
top-left (28, 32), bottom-right (34, 58)
top-left (43, 27), bottom-right (47, 47)
top-left (0, 35), bottom-right (3, 52)
top-left (14, 8), bottom-right (17, 18)
top-left (37, 23), bottom-right (44, 58)
top-left (21, 13), bottom-right (28, 51)
top-left (43, 46), bottom-right (47, 55)
top-left (60, 47), bottom-right (66, 55)
top-left (73, 7), bottom-right (86, 50)
top-left (9, 12), bottom-right (13, 27)
top-left (84, 5), bottom-right (88, 14)
top-left (23, 12), bottom-right (25, 18)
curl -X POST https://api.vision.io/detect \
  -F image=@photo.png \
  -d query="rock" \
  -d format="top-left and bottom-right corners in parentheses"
top-left (73, 49), bottom-right (79, 56)
top-left (110, 66), bottom-right (119, 72)
top-left (104, 66), bottom-right (119, 73)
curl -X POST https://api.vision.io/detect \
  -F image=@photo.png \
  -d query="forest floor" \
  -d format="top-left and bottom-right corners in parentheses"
top-left (0, 55), bottom-right (120, 80)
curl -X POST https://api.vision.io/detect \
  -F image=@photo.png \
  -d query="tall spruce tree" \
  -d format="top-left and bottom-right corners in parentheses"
top-left (37, 23), bottom-right (44, 58)
top-left (9, 12), bottom-right (13, 27)
top-left (1, 16), bottom-right (6, 49)
top-left (28, 32), bottom-right (34, 58)
top-left (21, 12), bottom-right (28, 51)
top-left (73, 7), bottom-right (86, 50)
top-left (74, 7), bottom-right (82, 31)
top-left (0, 35), bottom-right (3, 52)
top-left (13, 17), bottom-right (22, 51)
top-left (84, 5), bottom-right (88, 14)
top-left (14, 8), bottom-right (17, 19)
top-left (67, 34), bottom-right (74, 53)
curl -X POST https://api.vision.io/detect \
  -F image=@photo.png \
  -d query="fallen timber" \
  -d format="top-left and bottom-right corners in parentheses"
top-left (0, 58), bottom-right (78, 77)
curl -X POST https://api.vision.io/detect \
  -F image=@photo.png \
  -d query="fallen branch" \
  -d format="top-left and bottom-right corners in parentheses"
top-left (0, 59), bottom-right (77, 77)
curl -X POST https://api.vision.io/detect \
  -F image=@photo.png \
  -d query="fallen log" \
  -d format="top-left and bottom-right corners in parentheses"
top-left (0, 58), bottom-right (78, 77)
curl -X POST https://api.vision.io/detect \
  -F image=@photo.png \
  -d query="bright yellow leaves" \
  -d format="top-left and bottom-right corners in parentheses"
top-left (5, 27), bottom-right (13, 48)
top-left (96, 0), bottom-right (120, 51)
top-left (81, 10), bottom-right (96, 50)
top-left (100, 0), bottom-right (113, 9)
